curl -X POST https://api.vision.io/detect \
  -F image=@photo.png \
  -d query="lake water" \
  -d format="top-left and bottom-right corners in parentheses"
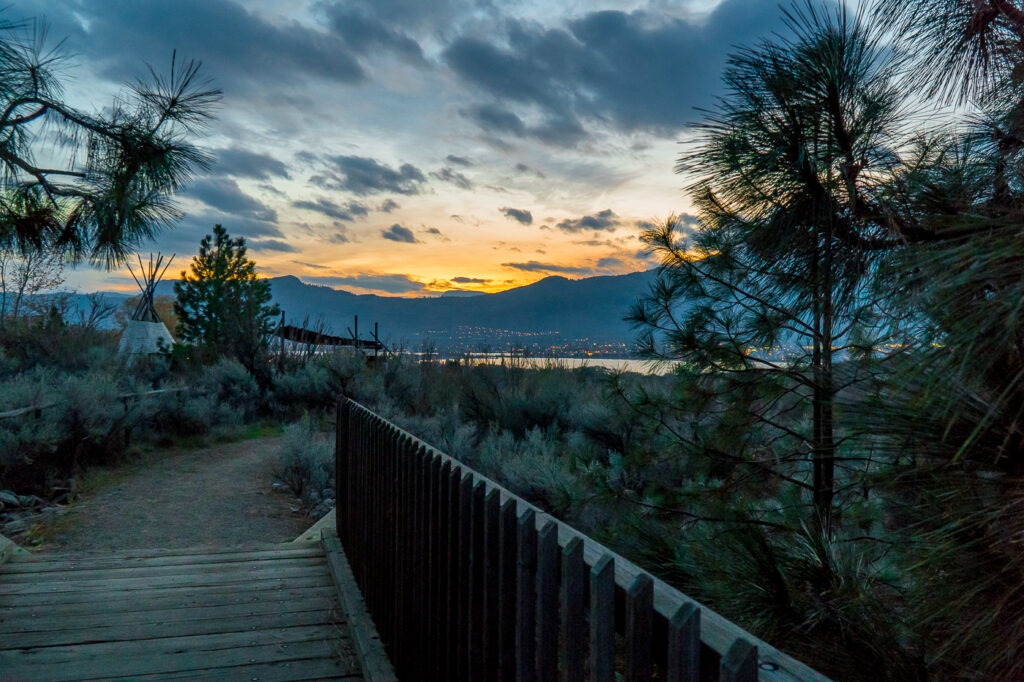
top-left (437, 355), bottom-right (680, 375)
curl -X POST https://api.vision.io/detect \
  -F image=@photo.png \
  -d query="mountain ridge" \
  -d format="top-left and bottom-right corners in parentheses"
top-left (75, 268), bottom-right (659, 352)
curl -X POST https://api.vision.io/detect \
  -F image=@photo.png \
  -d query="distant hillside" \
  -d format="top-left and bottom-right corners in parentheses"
top-left (65, 269), bottom-right (660, 352)
top-left (263, 270), bottom-right (660, 351)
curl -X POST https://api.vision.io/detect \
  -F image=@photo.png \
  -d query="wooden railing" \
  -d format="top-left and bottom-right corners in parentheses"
top-left (335, 398), bottom-right (830, 682)
top-left (0, 387), bottom-right (189, 420)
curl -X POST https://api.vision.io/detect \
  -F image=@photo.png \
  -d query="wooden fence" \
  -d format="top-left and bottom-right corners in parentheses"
top-left (335, 398), bottom-right (831, 682)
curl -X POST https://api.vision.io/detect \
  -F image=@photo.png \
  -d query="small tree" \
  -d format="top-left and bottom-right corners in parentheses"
top-left (174, 225), bottom-right (279, 378)
top-left (0, 245), bottom-right (64, 326)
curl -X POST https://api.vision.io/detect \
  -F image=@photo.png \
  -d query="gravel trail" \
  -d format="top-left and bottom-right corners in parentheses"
top-left (36, 437), bottom-right (308, 553)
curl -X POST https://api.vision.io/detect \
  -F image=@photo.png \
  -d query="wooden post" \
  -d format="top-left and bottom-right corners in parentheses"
top-left (428, 455), bottom-right (443, 676)
top-left (482, 489), bottom-right (500, 677)
top-left (590, 554), bottom-right (615, 682)
top-left (515, 509), bottom-right (537, 682)
top-left (720, 639), bottom-right (759, 682)
top-left (374, 321), bottom-right (379, 358)
top-left (626, 574), bottom-right (654, 682)
top-left (445, 465), bottom-right (463, 681)
top-left (560, 536), bottom-right (584, 682)
top-left (278, 309), bottom-right (285, 373)
top-left (537, 520), bottom-right (559, 682)
top-left (498, 498), bottom-right (518, 682)
top-left (458, 474), bottom-right (473, 682)
top-left (667, 603), bottom-right (701, 682)
top-left (335, 398), bottom-right (349, 542)
top-left (434, 459), bottom-right (452, 679)
top-left (469, 481), bottom-right (487, 679)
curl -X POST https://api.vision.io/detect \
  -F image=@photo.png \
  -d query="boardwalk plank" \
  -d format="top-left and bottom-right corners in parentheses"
top-left (0, 556), bottom-right (326, 582)
top-left (0, 563), bottom-right (328, 596)
top-left (112, 657), bottom-right (363, 681)
top-left (2, 606), bottom-right (342, 649)
top-left (0, 574), bottom-right (333, 608)
top-left (1, 634), bottom-right (355, 680)
top-left (0, 546), bottom-right (324, 573)
top-left (0, 591), bottom-right (339, 633)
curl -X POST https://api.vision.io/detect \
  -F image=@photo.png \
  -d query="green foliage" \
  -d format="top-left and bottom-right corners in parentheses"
top-left (273, 414), bottom-right (333, 504)
top-left (173, 225), bottom-right (280, 379)
top-left (0, 15), bottom-right (219, 265)
top-left (623, 2), bottom-right (1024, 678)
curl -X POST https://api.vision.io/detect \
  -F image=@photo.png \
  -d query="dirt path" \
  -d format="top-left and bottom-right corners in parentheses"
top-left (37, 437), bottom-right (310, 554)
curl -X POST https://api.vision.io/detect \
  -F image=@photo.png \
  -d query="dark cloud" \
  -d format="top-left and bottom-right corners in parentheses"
top-left (321, 3), bottom-right (425, 64)
top-left (214, 148), bottom-right (291, 180)
top-left (312, 156), bottom-right (426, 195)
top-left (452, 276), bottom-right (490, 284)
top-left (431, 167), bottom-right (473, 190)
top-left (556, 209), bottom-right (619, 233)
top-left (514, 163), bottom-right (545, 178)
top-left (292, 198), bottom-right (369, 221)
top-left (187, 178), bottom-right (277, 222)
top-left (596, 256), bottom-right (624, 269)
top-left (249, 238), bottom-right (297, 253)
top-left (381, 224), bottom-right (418, 243)
top-left (444, 1), bottom-right (787, 143)
top-left (422, 227), bottom-right (450, 242)
top-left (446, 154), bottom-right (473, 167)
top-left (34, 0), bottom-right (367, 95)
top-left (152, 212), bottom-right (282, 255)
top-left (464, 104), bottom-right (526, 136)
top-left (461, 104), bottom-right (584, 147)
top-left (499, 207), bottom-right (533, 224)
top-left (293, 261), bottom-right (329, 270)
top-left (502, 261), bottom-right (593, 275)
top-left (306, 273), bottom-right (426, 294)
top-left (378, 199), bottom-right (400, 213)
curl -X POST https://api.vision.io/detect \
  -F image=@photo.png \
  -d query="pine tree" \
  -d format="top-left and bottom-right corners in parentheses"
top-left (631, 4), bottom-right (905, 532)
top-left (0, 16), bottom-right (219, 266)
top-left (174, 225), bottom-right (279, 377)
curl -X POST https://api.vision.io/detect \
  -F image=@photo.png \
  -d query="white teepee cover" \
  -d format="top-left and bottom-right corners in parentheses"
top-left (119, 318), bottom-right (174, 355)
top-left (119, 253), bottom-right (175, 356)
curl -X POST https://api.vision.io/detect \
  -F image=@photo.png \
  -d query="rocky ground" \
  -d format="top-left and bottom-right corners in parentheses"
top-left (1, 436), bottom-right (315, 553)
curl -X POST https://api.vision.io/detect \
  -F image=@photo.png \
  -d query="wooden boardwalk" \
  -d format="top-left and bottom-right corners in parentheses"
top-left (0, 539), bottom-right (371, 681)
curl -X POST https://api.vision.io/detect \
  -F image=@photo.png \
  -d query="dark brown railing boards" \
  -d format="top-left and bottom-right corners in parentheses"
top-left (335, 397), bottom-right (831, 682)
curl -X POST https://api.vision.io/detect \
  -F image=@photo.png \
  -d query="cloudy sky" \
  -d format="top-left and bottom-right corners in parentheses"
top-left (24, 0), bottom-right (792, 296)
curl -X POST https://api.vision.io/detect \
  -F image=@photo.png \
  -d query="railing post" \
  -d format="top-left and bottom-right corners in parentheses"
top-left (626, 574), bottom-right (654, 682)
top-left (445, 465), bottom-right (463, 681)
top-left (721, 639), bottom-right (759, 682)
top-left (515, 509), bottom-right (537, 682)
top-left (590, 554), bottom-right (616, 682)
top-left (335, 397), bottom-right (348, 542)
top-left (536, 520), bottom-right (559, 682)
top-left (497, 498), bottom-right (519, 682)
top-left (560, 536), bottom-right (584, 682)
top-left (667, 603), bottom-right (701, 682)
top-left (482, 488), bottom-right (501, 677)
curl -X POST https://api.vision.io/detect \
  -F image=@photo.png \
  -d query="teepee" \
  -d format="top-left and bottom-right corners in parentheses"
top-left (119, 253), bottom-right (175, 356)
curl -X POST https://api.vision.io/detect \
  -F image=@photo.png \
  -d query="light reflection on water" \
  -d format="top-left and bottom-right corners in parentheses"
top-left (428, 355), bottom-right (680, 375)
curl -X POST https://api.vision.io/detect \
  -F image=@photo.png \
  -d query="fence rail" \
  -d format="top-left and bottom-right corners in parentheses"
top-left (335, 397), bottom-right (830, 682)
top-left (0, 387), bottom-right (190, 420)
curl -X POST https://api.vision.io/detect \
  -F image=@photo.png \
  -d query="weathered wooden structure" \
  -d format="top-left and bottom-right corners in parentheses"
top-left (0, 539), bottom-right (385, 680)
top-left (0, 397), bottom-right (830, 681)
top-left (335, 398), bottom-right (830, 682)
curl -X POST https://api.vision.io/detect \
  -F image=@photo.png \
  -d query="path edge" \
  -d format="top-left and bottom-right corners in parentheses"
top-left (321, 526), bottom-right (398, 682)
